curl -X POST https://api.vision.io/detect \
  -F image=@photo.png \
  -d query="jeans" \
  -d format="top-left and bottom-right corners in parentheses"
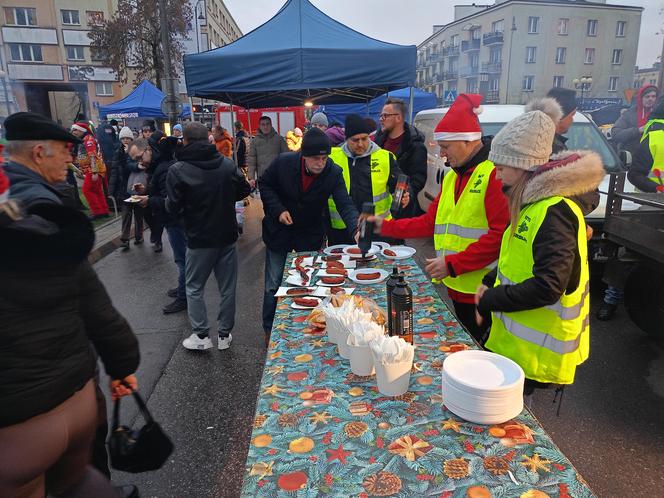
top-left (604, 285), bottom-right (624, 305)
top-left (186, 243), bottom-right (237, 338)
top-left (262, 248), bottom-right (288, 332)
top-left (166, 225), bottom-right (187, 300)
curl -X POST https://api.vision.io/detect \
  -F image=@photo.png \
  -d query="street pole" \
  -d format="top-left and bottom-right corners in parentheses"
top-left (0, 77), bottom-right (10, 116)
top-left (658, 34), bottom-right (664, 94)
top-left (158, 0), bottom-right (178, 125)
top-left (504, 17), bottom-right (517, 104)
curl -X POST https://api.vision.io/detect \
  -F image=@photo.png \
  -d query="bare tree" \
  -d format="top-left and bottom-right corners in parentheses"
top-left (88, 0), bottom-right (192, 89)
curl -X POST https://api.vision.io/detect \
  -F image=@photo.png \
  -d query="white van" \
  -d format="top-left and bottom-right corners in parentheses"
top-left (413, 105), bottom-right (638, 223)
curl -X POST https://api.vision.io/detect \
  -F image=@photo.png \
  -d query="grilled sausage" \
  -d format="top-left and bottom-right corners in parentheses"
top-left (286, 287), bottom-right (312, 296)
top-left (321, 276), bottom-right (345, 285)
top-left (356, 272), bottom-right (380, 280)
top-left (347, 247), bottom-right (362, 254)
top-left (383, 249), bottom-right (397, 257)
top-left (294, 297), bottom-right (319, 307)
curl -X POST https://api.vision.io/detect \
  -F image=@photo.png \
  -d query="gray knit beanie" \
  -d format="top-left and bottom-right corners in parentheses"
top-left (489, 98), bottom-right (562, 171)
top-left (311, 112), bottom-right (328, 127)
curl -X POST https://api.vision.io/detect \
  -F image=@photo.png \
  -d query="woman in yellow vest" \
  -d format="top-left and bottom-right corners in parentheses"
top-left (475, 98), bottom-right (605, 405)
top-left (629, 98), bottom-right (664, 193)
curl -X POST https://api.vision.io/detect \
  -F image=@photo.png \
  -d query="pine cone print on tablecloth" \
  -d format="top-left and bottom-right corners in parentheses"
top-left (278, 413), bottom-right (299, 428)
top-left (483, 455), bottom-right (509, 476)
top-left (344, 421), bottom-right (369, 438)
top-left (406, 402), bottom-right (431, 417)
top-left (430, 358), bottom-right (444, 371)
top-left (444, 458), bottom-right (470, 479)
top-left (253, 414), bottom-right (267, 428)
top-left (393, 392), bottom-right (417, 403)
top-left (362, 471), bottom-right (402, 496)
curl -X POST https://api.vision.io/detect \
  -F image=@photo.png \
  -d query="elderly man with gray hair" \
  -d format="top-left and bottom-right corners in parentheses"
top-left (166, 122), bottom-right (252, 351)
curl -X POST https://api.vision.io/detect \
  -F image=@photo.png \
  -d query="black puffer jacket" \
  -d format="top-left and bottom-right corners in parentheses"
top-left (374, 123), bottom-right (428, 195)
top-left (0, 204), bottom-right (140, 427)
top-left (167, 141), bottom-right (252, 248)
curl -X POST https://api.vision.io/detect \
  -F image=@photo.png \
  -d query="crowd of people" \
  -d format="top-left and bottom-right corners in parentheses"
top-left (2, 84), bottom-right (663, 496)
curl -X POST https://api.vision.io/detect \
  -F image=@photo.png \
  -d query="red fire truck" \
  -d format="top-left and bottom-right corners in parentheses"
top-left (215, 105), bottom-right (308, 136)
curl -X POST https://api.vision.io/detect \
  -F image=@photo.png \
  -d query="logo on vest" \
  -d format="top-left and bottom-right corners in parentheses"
top-left (469, 173), bottom-right (484, 193)
top-left (514, 215), bottom-right (531, 242)
top-left (370, 160), bottom-right (381, 172)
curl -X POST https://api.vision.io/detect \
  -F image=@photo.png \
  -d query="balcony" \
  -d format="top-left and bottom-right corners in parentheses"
top-left (480, 61), bottom-right (502, 74)
top-left (442, 70), bottom-right (459, 81)
top-left (443, 45), bottom-right (460, 57)
top-left (483, 90), bottom-right (500, 103)
top-left (460, 66), bottom-right (480, 78)
top-left (461, 39), bottom-right (481, 52)
top-left (483, 31), bottom-right (504, 46)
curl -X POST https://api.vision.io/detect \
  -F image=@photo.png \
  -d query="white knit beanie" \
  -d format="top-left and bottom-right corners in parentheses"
top-left (119, 126), bottom-right (133, 140)
top-left (489, 98), bottom-right (563, 171)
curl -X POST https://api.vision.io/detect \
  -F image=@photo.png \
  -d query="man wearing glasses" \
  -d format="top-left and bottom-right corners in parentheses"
top-left (374, 98), bottom-right (428, 215)
top-left (326, 113), bottom-right (408, 245)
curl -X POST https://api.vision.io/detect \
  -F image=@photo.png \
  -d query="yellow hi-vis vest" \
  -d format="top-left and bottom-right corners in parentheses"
top-left (327, 147), bottom-right (393, 229)
top-left (640, 118), bottom-right (664, 187)
top-left (433, 160), bottom-right (496, 293)
top-left (485, 196), bottom-right (590, 385)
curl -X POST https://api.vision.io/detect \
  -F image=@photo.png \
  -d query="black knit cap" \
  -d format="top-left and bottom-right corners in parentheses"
top-left (4, 112), bottom-right (81, 143)
top-left (301, 127), bottom-right (331, 157)
top-left (345, 113), bottom-right (372, 138)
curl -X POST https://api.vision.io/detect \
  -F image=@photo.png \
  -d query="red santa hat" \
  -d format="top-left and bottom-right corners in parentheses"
top-left (433, 93), bottom-right (483, 141)
top-left (71, 121), bottom-right (91, 134)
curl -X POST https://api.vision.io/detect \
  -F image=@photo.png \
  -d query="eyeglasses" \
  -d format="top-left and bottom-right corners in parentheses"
top-left (379, 113), bottom-right (399, 120)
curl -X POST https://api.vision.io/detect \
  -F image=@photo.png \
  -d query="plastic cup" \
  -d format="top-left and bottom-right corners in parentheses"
top-left (347, 336), bottom-right (375, 376)
top-left (372, 352), bottom-right (412, 396)
top-left (337, 326), bottom-right (351, 359)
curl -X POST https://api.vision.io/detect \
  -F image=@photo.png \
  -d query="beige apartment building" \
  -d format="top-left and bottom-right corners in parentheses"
top-left (0, 0), bottom-right (121, 124)
top-left (417, 0), bottom-right (643, 107)
top-left (633, 62), bottom-right (660, 90)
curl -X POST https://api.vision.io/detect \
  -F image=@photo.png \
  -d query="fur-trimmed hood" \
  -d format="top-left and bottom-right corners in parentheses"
top-left (522, 150), bottom-right (605, 205)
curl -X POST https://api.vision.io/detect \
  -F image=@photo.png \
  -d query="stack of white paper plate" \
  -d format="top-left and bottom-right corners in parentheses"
top-left (442, 350), bottom-right (525, 424)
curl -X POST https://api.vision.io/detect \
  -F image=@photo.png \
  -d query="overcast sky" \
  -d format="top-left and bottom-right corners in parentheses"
top-left (225, 0), bottom-right (662, 67)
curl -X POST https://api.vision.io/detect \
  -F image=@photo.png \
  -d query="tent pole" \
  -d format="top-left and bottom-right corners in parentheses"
top-left (247, 108), bottom-right (252, 136)
top-left (408, 86), bottom-right (414, 123)
top-left (230, 100), bottom-right (237, 163)
top-left (189, 97), bottom-right (194, 120)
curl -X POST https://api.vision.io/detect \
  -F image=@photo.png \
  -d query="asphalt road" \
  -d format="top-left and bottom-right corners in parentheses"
top-left (94, 199), bottom-right (664, 498)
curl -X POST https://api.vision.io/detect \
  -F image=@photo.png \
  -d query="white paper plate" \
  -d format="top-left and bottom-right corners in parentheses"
top-left (348, 268), bottom-right (390, 284)
top-left (343, 244), bottom-right (380, 257)
top-left (443, 350), bottom-right (524, 395)
top-left (381, 245), bottom-right (416, 260)
top-left (274, 286), bottom-right (316, 297)
top-left (290, 297), bottom-right (322, 310)
top-left (124, 197), bottom-right (141, 203)
top-left (323, 244), bottom-right (350, 256)
top-left (373, 241), bottom-right (391, 250)
top-left (286, 274), bottom-right (313, 286)
top-left (315, 276), bottom-right (348, 287)
top-left (443, 398), bottom-right (523, 426)
top-left (290, 256), bottom-right (315, 268)
top-left (311, 287), bottom-right (355, 297)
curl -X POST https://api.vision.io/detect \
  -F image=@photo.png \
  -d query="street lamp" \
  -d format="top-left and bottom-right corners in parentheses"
top-left (195, 0), bottom-right (206, 54)
top-left (0, 69), bottom-right (11, 116)
top-left (573, 76), bottom-right (593, 110)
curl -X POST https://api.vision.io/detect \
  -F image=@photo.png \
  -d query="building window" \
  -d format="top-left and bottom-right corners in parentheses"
top-left (470, 53), bottom-right (479, 69)
top-left (471, 28), bottom-right (481, 40)
top-left (95, 82), bottom-right (113, 96)
top-left (558, 18), bottom-right (569, 35)
top-left (616, 21), bottom-right (626, 37)
top-left (612, 49), bottom-right (622, 65)
top-left (4, 6), bottom-right (37, 26)
top-left (587, 20), bottom-right (598, 37)
top-left (90, 47), bottom-right (106, 61)
top-left (528, 17), bottom-right (539, 34)
top-left (467, 79), bottom-right (478, 93)
top-left (491, 19), bottom-right (504, 32)
top-left (61, 9), bottom-right (80, 25)
top-left (523, 75), bottom-right (535, 91)
top-left (650, 78), bottom-right (657, 85)
top-left (66, 46), bottom-right (84, 61)
top-left (489, 46), bottom-right (502, 63)
top-left (86, 11), bottom-right (104, 26)
top-left (584, 48), bottom-right (595, 64)
top-left (526, 46), bottom-right (536, 63)
top-left (8, 43), bottom-right (43, 62)
top-left (555, 47), bottom-right (566, 64)
top-left (553, 76), bottom-right (564, 88)
top-left (608, 76), bottom-right (619, 92)
top-left (451, 34), bottom-right (459, 46)
top-left (489, 78), bottom-right (499, 91)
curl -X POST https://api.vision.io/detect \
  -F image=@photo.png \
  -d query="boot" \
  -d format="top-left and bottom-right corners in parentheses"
top-left (162, 298), bottom-right (187, 314)
top-left (596, 302), bottom-right (617, 321)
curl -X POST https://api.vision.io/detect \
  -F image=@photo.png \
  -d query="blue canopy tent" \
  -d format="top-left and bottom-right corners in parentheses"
top-left (318, 87), bottom-right (438, 126)
top-left (183, 0), bottom-right (416, 109)
top-left (99, 80), bottom-right (190, 119)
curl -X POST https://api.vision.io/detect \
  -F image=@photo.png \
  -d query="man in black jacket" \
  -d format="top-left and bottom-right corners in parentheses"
top-left (260, 128), bottom-right (359, 336)
top-left (374, 97), bottom-right (428, 215)
top-left (167, 122), bottom-right (252, 351)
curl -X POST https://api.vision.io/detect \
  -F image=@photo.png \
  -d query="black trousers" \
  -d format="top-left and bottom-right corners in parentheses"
top-left (451, 300), bottom-right (490, 346)
top-left (143, 209), bottom-right (164, 245)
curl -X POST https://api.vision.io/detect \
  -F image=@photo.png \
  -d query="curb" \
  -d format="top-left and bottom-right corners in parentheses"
top-left (88, 235), bottom-right (123, 264)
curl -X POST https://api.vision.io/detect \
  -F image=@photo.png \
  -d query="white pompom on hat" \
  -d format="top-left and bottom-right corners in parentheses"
top-left (433, 93), bottom-right (484, 141)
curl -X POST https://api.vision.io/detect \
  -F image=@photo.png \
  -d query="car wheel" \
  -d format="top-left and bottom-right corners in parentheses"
top-left (624, 264), bottom-right (664, 340)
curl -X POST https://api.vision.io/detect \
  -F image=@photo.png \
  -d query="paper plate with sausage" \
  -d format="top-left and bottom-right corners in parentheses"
top-left (348, 268), bottom-right (390, 284)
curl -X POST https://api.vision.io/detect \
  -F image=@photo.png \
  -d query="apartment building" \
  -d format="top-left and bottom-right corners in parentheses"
top-left (633, 62), bottom-right (660, 89)
top-left (417, 0), bottom-right (643, 106)
top-left (0, 1), bottom-right (120, 124)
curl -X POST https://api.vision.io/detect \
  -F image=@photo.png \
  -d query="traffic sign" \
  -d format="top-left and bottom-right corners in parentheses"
top-left (444, 90), bottom-right (457, 104)
top-left (161, 96), bottom-right (183, 117)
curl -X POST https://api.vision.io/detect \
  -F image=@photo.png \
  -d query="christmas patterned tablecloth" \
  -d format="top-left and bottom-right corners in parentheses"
top-left (241, 252), bottom-right (595, 498)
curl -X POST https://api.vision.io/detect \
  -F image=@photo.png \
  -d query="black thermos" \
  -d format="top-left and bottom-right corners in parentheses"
top-left (391, 276), bottom-right (413, 344)
top-left (358, 202), bottom-right (374, 257)
top-left (386, 266), bottom-right (401, 336)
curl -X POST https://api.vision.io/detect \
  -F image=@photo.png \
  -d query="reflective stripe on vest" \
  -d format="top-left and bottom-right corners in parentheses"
top-left (327, 147), bottom-right (393, 229)
top-left (485, 196), bottom-right (590, 385)
top-left (641, 120), bottom-right (664, 186)
top-left (432, 160), bottom-right (497, 293)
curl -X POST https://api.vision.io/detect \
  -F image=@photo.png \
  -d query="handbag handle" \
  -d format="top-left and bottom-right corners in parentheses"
top-left (112, 381), bottom-right (155, 431)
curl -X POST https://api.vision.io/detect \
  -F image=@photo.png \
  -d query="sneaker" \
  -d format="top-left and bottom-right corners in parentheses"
top-left (166, 287), bottom-right (178, 298)
top-left (134, 238), bottom-right (144, 245)
top-left (596, 302), bottom-right (618, 321)
top-left (121, 240), bottom-right (130, 252)
top-left (162, 298), bottom-right (187, 314)
top-left (153, 242), bottom-right (163, 253)
top-left (218, 333), bottom-right (233, 350)
top-left (182, 333), bottom-right (213, 350)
